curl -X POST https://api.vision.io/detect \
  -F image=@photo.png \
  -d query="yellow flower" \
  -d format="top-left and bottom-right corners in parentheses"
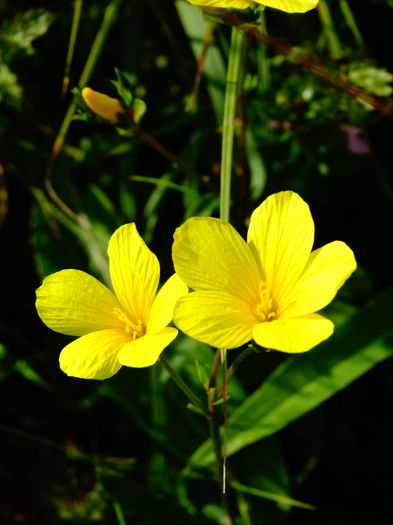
top-left (172, 191), bottom-right (356, 353)
top-left (186, 0), bottom-right (319, 14)
top-left (82, 87), bottom-right (125, 123)
top-left (36, 223), bottom-right (187, 379)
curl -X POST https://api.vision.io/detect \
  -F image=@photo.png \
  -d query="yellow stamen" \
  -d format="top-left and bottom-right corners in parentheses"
top-left (113, 308), bottom-right (145, 339)
top-left (256, 281), bottom-right (277, 322)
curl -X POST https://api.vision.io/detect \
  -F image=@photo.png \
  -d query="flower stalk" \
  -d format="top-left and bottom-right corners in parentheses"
top-left (160, 356), bottom-right (207, 415)
top-left (220, 27), bottom-right (245, 223)
top-left (218, 25), bottom-right (245, 499)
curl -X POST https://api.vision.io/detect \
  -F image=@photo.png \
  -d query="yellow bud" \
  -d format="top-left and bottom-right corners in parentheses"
top-left (82, 87), bottom-right (125, 123)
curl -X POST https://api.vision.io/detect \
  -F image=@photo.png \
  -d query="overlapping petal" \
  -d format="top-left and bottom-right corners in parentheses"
top-left (281, 241), bottom-right (357, 317)
top-left (35, 269), bottom-right (123, 336)
top-left (174, 291), bottom-right (256, 349)
top-left (247, 191), bottom-right (314, 306)
top-left (82, 87), bottom-right (125, 123)
top-left (173, 217), bottom-right (261, 305)
top-left (255, 0), bottom-right (318, 12)
top-left (108, 223), bottom-right (160, 325)
top-left (187, 0), bottom-right (318, 12)
top-left (253, 313), bottom-right (334, 353)
top-left (118, 328), bottom-right (178, 367)
top-left (187, 0), bottom-right (252, 9)
top-left (59, 329), bottom-right (128, 379)
top-left (147, 274), bottom-right (188, 334)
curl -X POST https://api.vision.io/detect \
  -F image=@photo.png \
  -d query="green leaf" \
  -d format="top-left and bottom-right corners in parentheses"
top-left (188, 288), bottom-right (393, 468)
top-left (101, 470), bottom-right (213, 524)
top-left (0, 62), bottom-right (22, 107)
top-left (230, 481), bottom-right (315, 510)
top-left (0, 9), bottom-right (55, 59)
top-left (348, 64), bottom-right (393, 97)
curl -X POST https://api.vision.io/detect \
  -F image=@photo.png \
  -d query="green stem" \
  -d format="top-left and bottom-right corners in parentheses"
top-left (46, 0), bottom-right (123, 223)
top-left (257, 10), bottom-right (270, 91)
top-left (149, 365), bottom-right (166, 485)
top-left (159, 357), bottom-right (207, 415)
top-left (221, 347), bottom-right (228, 495)
top-left (134, 128), bottom-right (211, 190)
top-left (207, 350), bottom-right (235, 524)
top-left (216, 25), bottom-right (244, 512)
top-left (62, 0), bottom-right (83, 96)
top-left (220, 27), bottom-right (245, 223)
top-left (318, 0), bottom-right (343, 60)
top-left (51, 0), bottom-right (123, 160)
top-left (339, 0), bottom-right (364, 49)
top-left (113, 502), bottom-right (127, 525)
top-left (216, 345), bottom-right (256, 401)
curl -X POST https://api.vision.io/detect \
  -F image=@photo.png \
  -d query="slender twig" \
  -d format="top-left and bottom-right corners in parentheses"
top-left (51, 0), bottom-right (123, 162)
top-left (216, 26), bottom-right (245, 505)
top-left (221, 348), bottom-right (228, 495)
top-left (159, 356), bottom-right (207, 415)
top-left (207, 350), bottom-right (222, 483)
top-left (216, 345), bottom-right (256, 401)
top-left (207, 349), bottom-right (235, 524)
top-left (202, 7), bottom-right (393, 120)
top-left (46, 0), bottom-right (123, 220)
top-left (317, 0), bottom-right (343, 59)
top-left (257, 10), bottom-right (270, 92)
top-left (133, 127), bottom-right (215, 192)
top-left (186, 21), bottom-right (215, 112)
top-left (220, 27), bottom-right (245, 223)
top-left (339, 0), bottom-right (364, 49)
top-left (62, 0), bottom-right (83, 97)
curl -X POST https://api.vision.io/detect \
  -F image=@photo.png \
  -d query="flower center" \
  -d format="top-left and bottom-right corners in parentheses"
top-left (113, 308), bottom-right (145, 340)
top-left (255, 281), bottom-right (278, 323)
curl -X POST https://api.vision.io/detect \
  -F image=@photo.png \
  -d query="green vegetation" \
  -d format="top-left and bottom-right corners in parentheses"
top-left (1, 1), bottom-right (393, 523)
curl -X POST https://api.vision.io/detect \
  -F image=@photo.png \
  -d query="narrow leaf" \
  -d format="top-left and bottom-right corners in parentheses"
top-left (188, 289), bottom-right (393, 467)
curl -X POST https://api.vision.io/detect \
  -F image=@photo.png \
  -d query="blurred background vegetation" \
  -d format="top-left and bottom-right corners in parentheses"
top-left (1, 0), bottom-right (393, 523)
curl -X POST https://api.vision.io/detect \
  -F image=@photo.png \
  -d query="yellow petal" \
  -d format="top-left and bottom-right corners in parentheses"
top-left (118, 328), bottom-right (178, 367)
top-left (82, 87), bottom-right (125, 123)
top-left (36, 269), bottom-right (123, 336)
top-left (59, 329), bottom-right (128, 379)
top-left (253, 313), bottom-right (334, 353)
top-left (174, 291), bottom-right (255, 349)
top-left (254, 0), bottom-right (318, 13)
top-left (147, 274), bottom-right (188, 334)
top-left (186, 0), bottom-right (317, 11)
top-left (108, 223), bottom-right (160, 326)
top-left (282, 241), bottom-right (357, 316)
top-left (187, 0), bottom-right (252, 8)
top-left (173, 217), bottom-right (261, 305)
top-left (247, 191), bottom-right (314, 307)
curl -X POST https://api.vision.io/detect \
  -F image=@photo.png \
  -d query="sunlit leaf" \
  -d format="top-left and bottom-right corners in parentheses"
top-left (188, 288), bottom-right (393, 467)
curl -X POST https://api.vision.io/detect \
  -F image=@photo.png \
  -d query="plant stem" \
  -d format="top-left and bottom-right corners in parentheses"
top-left (207, 350), bottom-right (235, 524)
top-left (214, 25), bottom-right (244, 513)
top-left (216, 345), bottom-right (256, 400)
top-left (201, 7), bottom-right (393, 120)
top-left (257, 10), bottom-right (270, 91)
top-left (339, 0), bottom-right (364, 49)
top-left (51, 0), bottom-right (123, 161)
top-left (46, 0), bottom-right (123, 222)
top-left (134, 128), bottom-right (213, 191)
top-left (62, 0), bottom-right (83, 97)
top-left (186, 21), bottom-right (215, 112)
top-left (159, 357), bottom-right (207, 415)
top-left (317, 0), bottom-right (343, 60)
top-left (220, 27), bottom-right (245, 223)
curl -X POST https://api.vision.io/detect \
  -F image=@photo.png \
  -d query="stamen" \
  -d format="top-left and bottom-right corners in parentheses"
top-left (113, 308), bottom-right (145, 339)
top-left (255, 281), bottom-right (277, 323)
